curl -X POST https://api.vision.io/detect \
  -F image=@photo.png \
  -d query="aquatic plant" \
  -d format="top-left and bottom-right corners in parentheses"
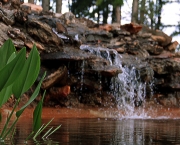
top-left (0, 39), bottom-right (46, 142)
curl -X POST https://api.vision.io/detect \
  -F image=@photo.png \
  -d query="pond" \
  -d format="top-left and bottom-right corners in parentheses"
top-left (1, 107), bottom-right (180, 144)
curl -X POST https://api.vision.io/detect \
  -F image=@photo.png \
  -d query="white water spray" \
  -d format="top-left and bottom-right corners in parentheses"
top-left (80, 45), bottom-right (153, 118)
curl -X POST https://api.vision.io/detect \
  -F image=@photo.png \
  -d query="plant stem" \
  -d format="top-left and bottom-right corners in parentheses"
top-left (2, 118), bottom-right (18, 140)
top-left (0, 98), bottom-right (20, 137)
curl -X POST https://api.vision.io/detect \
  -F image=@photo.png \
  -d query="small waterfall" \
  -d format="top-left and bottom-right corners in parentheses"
top-left (80, 45), bottom-right (153, 117)
top-left (67, 60), bottom-right (86, 101)
top-left (78, 60), bottom-right (85, 100)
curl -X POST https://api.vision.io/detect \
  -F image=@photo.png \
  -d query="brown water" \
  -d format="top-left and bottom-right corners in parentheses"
top-left (2, 107), bottom-right (180, 145)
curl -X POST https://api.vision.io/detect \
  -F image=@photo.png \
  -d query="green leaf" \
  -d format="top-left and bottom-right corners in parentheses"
top-left (112, 0), bottom-right (123, 6)
top-left (96, 0), bottom-right (103, 6)
top-left (16, 72), bottom-right (46, 117)
top-left (0, 48), bottom-right (26, 91)
top-left (12, 45), bottom-right (40, 98)
top-left (0, 85), bottom-right (12, 107)
top-left (33, 90), bottom-right (46, 132)
top-left (7, 52), bottom-right (16, 64)
top-left (0, 39), bottom-right (16, 70)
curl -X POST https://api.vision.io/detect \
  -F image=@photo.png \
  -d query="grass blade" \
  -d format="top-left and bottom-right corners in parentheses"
top-left (33, 118), bottom-right (54, 140)
top-left (45, 125), bottom-right (61, 138)
top-left (42, 127), bottom-right (53, 138)
top-left (25, 131), bottom-right (34, 141)
top-left (33, 124), bottom-right (45, 140)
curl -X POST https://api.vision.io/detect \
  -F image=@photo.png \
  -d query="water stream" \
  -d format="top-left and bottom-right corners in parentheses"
top-left (1, 45), bottom-right (179, 144)
top-left (80, 45), bottom-right (153, 118)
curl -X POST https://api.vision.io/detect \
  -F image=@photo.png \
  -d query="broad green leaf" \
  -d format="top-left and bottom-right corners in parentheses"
top-left (16, 73), bottom-right (46, 117)
top-left (0, 39), bottom-right (16, 70)
top-left (33, 91), bottom-right (46, 132)
top-left (0, 48), bottom-right (26, 91)
top-left (0, 85), bottom-right (12, 107)
top-left (7, 52), bottom-right (16, 64)
top-left (12, 45), bottom-right (40, 98)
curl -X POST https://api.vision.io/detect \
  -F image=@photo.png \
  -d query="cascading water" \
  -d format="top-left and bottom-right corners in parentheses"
top-left (80, 45), bottom-right (154, 118)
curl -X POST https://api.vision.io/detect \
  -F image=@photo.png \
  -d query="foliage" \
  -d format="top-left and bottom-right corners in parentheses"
top-left (70, 0), bottom-right (123, 23)
top-left (96, 0), bottom-right (123, 6)
top-left (70, 0), bottom-right (94, 18)
top-left (0, 39), bottom-right (46, 142)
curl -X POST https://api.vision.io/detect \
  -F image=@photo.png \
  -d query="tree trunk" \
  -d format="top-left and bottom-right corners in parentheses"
top-left (103, 4), bottom-right (108, 24)
top-left (115, 6), bottom-right (121, 25)
top-left (28, 0), bottom-right (34, 4)
top-left (42, 0), bottom-right (49, 12)
top-left (140, 0), bottom-right (146, 24)
top-left (97, 6), bottom-right (100, 24)
top-left (148, 0), bottom-right (154, 29)
top-left (156, 0), bottom-right (162, 30)
top-left (56, 0), bottom-right (62, 13)
top-left (131, 0), bottom-right (139, 23)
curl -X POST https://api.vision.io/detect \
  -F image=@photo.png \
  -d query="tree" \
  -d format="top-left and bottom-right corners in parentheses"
top-left (96, 0), bottom-right (110, 24)
top-left (96, 0), bottom-right (123, 24)
top-left (115, 6), bottom-right (121, 24)
top-left (56, 0), bottom-right (62, 13)
top-left (70, 0), bottom-right (94, 18)
top-left (112, 0), bottom-right (123, 24)
top-left (28, 0), bottom-right (34, 4)
top-left (42, 0), bottom-right (50, 11)
top-left (155, 0), bottom-right (163, 29)
top-left (131, 0), bottom-right (166, 30)
top-left (69, 0), bottom-right (123, 24)
top-left (131, 0), bottom-right (139, 23)
top-left (139, 0), bottom-right (146, 24)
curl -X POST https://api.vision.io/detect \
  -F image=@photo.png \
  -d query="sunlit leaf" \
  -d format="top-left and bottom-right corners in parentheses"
top-left (16, 73), bottom-right (46, 117)
top-left (7, 52), bottom-right (16, 64)
top-left (12, 45), bottom-right (40, 98)
top-left (0, 48), bottom-right (26, 91)
top-left (0, 39), bottom-right (16, 70)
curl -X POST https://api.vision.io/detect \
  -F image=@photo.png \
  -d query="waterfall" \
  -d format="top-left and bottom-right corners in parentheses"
top-left (80, 45), bottom-right (153, 117)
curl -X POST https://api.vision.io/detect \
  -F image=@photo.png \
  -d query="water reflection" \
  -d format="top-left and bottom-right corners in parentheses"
top-left (1, 109), bottom-right (180, 145)
top-left (43, 118), bottom-right (180, 145)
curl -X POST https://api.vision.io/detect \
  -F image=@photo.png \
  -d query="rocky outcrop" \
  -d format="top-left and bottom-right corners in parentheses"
top-left (0, 1), bottom-right (180, 108)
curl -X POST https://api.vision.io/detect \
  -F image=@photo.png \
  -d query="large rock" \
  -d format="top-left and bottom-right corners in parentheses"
top-left (0, 0), bottom-right (179, 108)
